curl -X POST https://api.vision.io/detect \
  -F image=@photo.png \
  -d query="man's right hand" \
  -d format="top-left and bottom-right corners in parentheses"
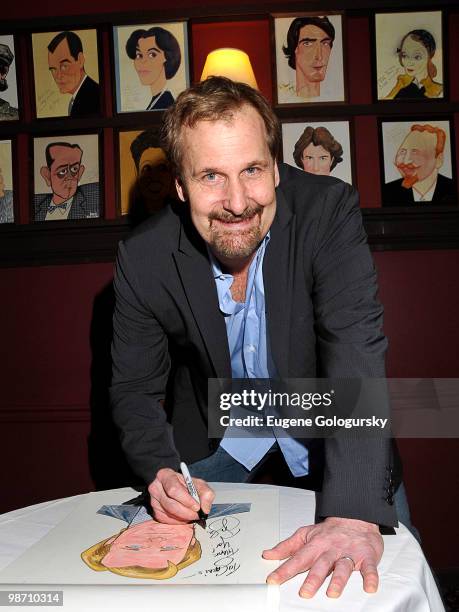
top-left (148, 468), bottom-right (215, 524)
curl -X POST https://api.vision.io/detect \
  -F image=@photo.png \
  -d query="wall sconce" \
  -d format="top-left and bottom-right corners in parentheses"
top-left (200, 48), bottom-right (258, 89)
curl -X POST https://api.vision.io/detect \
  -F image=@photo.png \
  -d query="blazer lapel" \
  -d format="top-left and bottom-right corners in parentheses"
top-left (173, 212), bottom-right (231, 378)
top-left (263, 190), bottom-right (294, 378)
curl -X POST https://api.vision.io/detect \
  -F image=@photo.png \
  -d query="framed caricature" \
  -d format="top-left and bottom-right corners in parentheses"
top-left (379, 119), bottom-right (456, 207)
top-left (0, 140), bottom-right (14, 224)
top-left (273, 14), bottom-right (345, 105)
top-left (31, 29), bottom-right (101, 119)
top-left (113, 22), bottom-right (189, 113)
top-left (375, 11), bottom-right (444, 101)
top-left (117, 127), bottom-right (176, 219)
top-left (32, 133), bottom-right (102, 221)
top-left (0, 35), bottom-right (19, 121)
top-left (282, 121), bottom-right (353, 185)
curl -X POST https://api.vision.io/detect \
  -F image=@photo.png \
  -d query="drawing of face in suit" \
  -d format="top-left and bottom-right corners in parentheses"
top-left (394, 124), bottom-right (445, 188)
top-left (47, 32), bottom-right (86, 95)
top-left (0, 44), bottom-right (14, 93)
top-left (293, 126), bottom-right (343, 176)
top-left (125, 27), bottom-right (181, 109)
top-left (40, 142), bottom-right (85, 204)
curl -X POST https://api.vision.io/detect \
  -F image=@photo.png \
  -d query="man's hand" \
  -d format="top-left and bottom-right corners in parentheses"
top-left (263, 517), bottom-right (383, 598)
top-left (148, 468), bottom-right (215, 524)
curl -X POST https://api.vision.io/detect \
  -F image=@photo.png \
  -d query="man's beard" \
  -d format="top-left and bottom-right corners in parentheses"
top-left (208, 203), bottom-right (263, 260)
top-left (397, 163), bottom-right (419, 189)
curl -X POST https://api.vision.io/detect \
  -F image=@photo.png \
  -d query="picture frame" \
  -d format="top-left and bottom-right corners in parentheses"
top-left (32, 131), bottom-right (103, 222)
top-left (374, 11), bottom-right (445, 101)
top-left (0, 34), bottom-right (19, 122)
top-left (116, 126), bottom-right (177, 220)
top-left (0, 138), bottom-right (15, 224)
top-left (113, 21), bottom-right (189, 114)
top-left (379, 118), bottom-right (456, 207)
top-left (281, 120), bottom-right (354, 186)
top-left (31, 28), bottom-right (102, 120)
top-left (272, 13), bottom-right (346, 105)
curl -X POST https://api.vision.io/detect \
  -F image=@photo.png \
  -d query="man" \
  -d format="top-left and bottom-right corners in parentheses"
top-left (293, 125), bottom-right (343, 175)
top-left (129, 128), bottom-right (175, 218)
top-left (110, 77), bottom-right (399, 599)
top-left (34, 142), bottom-right (99, 221)
top-left (283, 16), bottom-right (335, 99)
top-left (382, 124), bottom-right (456, 206)
top-left (0, 43), bottom-right (19, 121)
top-left (47, 31), bottom-right (100, 117)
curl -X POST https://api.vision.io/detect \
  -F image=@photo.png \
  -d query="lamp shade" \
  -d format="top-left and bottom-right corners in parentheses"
top-left (200, 48), bottom-right (258, 89)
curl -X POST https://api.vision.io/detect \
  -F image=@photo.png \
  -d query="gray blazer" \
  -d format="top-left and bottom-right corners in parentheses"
top-left (110, 163), bottom-right (398, 528)
top-left (34, 182), bottom-right (100, 221)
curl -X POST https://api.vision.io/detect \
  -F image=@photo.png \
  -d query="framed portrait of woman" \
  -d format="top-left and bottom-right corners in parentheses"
top-left (113, 21), bottom-right (189, 114)
top-left (374, 11), bottom-right (445, 101)
top-left (273, 13), bottom-right (345, 105)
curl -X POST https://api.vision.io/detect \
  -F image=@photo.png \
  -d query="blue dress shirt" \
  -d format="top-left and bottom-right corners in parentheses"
top-left (208, 234), bottom-right (308, 477)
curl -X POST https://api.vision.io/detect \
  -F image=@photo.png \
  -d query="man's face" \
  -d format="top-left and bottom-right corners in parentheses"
top-left (41, 145), bottom-right (85, 202)
top-left (137, 147), bottom-right (173, 212)
top-left (301, 143), bottom-right (333, 175)
top-left (175, 104), bottom-right (279, 266)
top-left (133, 36), bottom-right (166, 86)
top-left (102, 522), bottom-right (195, 570)
top-left (395, 130), bottom-right (441, 188)
top-left (48, 39), bottom-right (84, 94)
top-left (295, 25), bottom-right (332, 84)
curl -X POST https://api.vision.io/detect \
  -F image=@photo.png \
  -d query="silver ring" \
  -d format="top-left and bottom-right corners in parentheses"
top-left (338, 556), bottom-right (355, 570)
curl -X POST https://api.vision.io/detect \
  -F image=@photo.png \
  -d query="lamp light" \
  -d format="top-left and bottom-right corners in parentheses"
top-left (200, 48), bottom-right (258, 89)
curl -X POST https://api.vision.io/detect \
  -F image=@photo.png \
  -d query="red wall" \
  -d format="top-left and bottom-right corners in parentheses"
top-left (1, 0), bottom-right (459, 571)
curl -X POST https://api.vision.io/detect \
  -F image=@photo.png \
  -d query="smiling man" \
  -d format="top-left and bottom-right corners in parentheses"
top-left (283, 16), bottom-right (335, 99)
top-left (382, 124), bottom-right (455, 205)
top-left (110, 76), bottom-right (402, 599)
top-left (47, 31), bottom-right (100, 117)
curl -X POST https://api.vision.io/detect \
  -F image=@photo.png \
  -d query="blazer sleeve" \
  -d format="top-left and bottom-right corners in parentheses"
top-left (110, 240), bottom-right (181, 484)
top-left (311, 181), bottom-right (397, 528)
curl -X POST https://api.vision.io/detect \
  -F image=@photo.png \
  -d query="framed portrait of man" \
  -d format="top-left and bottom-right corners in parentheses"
top-left (31, 29), bottom-right (101, 119)
top-left (375, 11), bottom-right (444, 101)
top-left (117, 127), bottom-right (176, 220)
top-left (0, 35), bottom-right (19, 122)
top-left (379, 119), bottom-right (456, 207)
top-left (32, 133), bottom-right (102, 222)
top-left (273, 13), bottom-right (345, 105)
top-left (282, 120), bottom-right (353, 185)
top-left (113, 21), bottom-right (189, 114)
top-left (0, 139), bottom-right (15, 224)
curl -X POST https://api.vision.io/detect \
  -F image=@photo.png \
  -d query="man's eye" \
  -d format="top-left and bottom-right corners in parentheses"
top-left (301, 41), bottom-right (312, 47)
top-left (414, 55), bottom-right (422, 61)
top-left (244, 167), bottom-right (260, 176)
top-left (69, 164), bottom-right (80, 176)
top-left (322, 41), bottom-right (331, 47)
top-left (203, 173), bottom-right (218, 182)
top-left (320, 157), bottom-right (329, 161)
top-left (56, 170), bottom-right (67, 178)
top-left (148, 52), bottom-right (157, 59)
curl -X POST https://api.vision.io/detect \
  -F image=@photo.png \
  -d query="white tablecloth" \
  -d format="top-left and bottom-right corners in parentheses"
top-left (0, 483), bottom-right (444, 611)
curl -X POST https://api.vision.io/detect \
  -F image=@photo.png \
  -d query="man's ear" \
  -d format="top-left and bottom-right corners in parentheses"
top-left (40, 166), bottom-right (51, 187)
top-left (78, 164), bottom-right (85, 181)
top-left (77, 52), bottom-right (85, 69)
top-left (274, 161), bottom-right (280, 188)
top-left (175, 176), bottom-right (187, 202)
top-left (435, 152), bottom-right (444, 169)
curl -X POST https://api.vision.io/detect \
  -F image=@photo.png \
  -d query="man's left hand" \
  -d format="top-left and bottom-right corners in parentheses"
top-left (263, 517), bottom-right (383, 598)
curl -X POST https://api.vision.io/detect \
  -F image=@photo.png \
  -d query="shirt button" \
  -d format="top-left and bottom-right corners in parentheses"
top-left (247, 345), bottom-right (255, 352)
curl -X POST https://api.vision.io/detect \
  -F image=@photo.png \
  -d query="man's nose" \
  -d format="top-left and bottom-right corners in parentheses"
top-left (312, 157), bottom-right (320, 172)
top-left (223, 177), bottom-right (247, 215)
top-left (313, 42), bottom-right (323, 60)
